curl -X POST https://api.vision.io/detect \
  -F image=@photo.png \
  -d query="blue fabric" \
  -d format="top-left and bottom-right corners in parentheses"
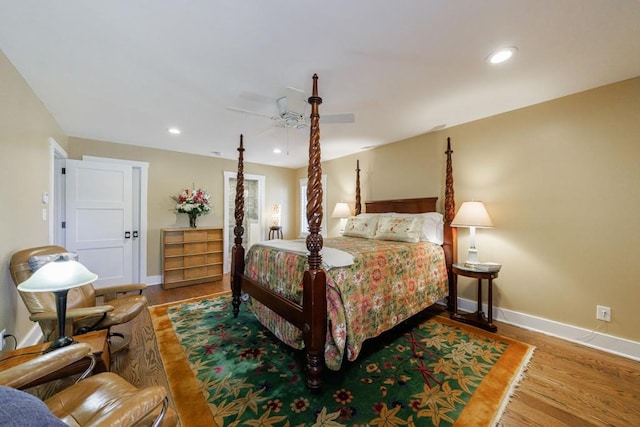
top-left (0, 386), bottom-right (65, 426)
top-left (27, 252), bottom-right (78, 272)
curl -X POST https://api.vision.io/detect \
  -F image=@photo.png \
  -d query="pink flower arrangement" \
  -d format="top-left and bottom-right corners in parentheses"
top-left (171, 185), bottom-right (211, 216)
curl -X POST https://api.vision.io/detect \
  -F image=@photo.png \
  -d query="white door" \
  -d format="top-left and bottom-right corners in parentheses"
top-left (65, 159), bottom-right (133, 288)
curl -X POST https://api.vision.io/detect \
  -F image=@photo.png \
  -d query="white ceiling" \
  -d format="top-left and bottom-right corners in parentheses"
top-left (1, 1), bottom-right (639, 168)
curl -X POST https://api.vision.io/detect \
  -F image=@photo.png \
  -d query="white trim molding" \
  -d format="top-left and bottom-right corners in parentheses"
top-left (20, 324), bottom-right (44, 348)
top-left (457, 297), bottom-right (640, 361)
top-left (145, 275), bottom-right (162, 286)
top-left (48, 137), bottom-right (68, 245)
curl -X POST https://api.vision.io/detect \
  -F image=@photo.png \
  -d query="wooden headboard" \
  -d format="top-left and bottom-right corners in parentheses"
top-left (364, 196), bottom-right (455, 308)
top-left (365, 197), bottom-right (438, 214)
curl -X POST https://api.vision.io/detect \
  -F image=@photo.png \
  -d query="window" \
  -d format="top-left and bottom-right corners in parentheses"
top-left (299, 175), bottom-right (327, 238)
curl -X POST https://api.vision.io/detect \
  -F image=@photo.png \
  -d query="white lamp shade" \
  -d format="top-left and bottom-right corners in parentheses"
top-left (331, 202), bottom-right (352, 218)
top-left (271, 204), bottom-right (281, 227)
top-left (18, 259), bottom-right (98, 293)
top-left (451, 201), bottom-right (494, 228)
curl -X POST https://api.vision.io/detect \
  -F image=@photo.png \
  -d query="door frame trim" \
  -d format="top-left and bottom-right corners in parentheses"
top-left (49, 138), bottom-right (67, 245)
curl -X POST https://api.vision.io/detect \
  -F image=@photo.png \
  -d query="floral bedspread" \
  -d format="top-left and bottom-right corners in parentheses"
top-left (244, 236), bottom-right (448, 370)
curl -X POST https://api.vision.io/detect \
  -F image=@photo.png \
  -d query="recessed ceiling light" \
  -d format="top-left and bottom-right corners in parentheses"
top-left (273, 148), bottom-right (282, 154)
top-left (168, 127), bottom-right (181, 135)
top-left (487, 47), bottom-right (517, 64)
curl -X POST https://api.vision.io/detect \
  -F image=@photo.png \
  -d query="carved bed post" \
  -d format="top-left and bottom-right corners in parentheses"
top-left (355, 159), bottom-right (362, 215)
top-left (231, 135), bottom-right (245, 318)
top-left (443, 137), bottom-right (458, 312)
top-left (303, 74), bottom-right (327, 391)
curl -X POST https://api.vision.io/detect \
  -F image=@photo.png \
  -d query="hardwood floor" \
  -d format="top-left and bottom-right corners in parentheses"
top-left (115, 276), bottom-right (640, 426)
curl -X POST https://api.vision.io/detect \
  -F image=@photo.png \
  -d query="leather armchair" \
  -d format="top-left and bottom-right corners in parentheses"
top-left (10, 245), bottom-right (148, 351)
top-left (0, 343), bottom-right (177, 426)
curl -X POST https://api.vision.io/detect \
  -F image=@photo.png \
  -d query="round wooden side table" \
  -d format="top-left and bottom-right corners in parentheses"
top-left (451, 263), bottom-right (499, 332)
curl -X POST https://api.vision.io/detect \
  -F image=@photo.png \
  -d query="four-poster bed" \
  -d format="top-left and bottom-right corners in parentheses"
top-left (231, 74), bottom-right (457, 390)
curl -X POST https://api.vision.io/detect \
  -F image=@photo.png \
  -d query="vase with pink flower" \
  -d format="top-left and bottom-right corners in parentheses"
top-left (171, 185), bottom-right (211, 228)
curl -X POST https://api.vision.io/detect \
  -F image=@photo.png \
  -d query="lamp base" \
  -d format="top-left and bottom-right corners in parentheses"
top-left (339, 218), bottom-right (347, 234)
top-left (44, 335), bottom-right (76, 353)
top-left (465, 247), bottom-right (480, 265)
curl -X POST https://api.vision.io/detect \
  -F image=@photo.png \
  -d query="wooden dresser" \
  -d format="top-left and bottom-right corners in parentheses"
top-left (162, 227), bottom-right (224, 289)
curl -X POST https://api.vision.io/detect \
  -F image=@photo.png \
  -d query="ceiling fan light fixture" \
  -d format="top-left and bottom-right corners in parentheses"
top-left (487, 47), bottom-right (517, 64)
top-left (276, 97), bottom-right (288, 118)
top-left (228, 85), bottom-right (354, 137)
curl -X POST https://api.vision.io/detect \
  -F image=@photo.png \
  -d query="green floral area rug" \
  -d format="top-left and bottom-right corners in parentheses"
top-left (149, 292), bottom-right (533, 426)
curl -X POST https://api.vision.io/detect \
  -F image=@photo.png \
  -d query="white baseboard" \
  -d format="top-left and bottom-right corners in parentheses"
top-left (457, 298), bottom-right (640, 361)
top-left (143, 275), bottom-right (162, 286)
top-left (19, 324), bottom-right (43, 348)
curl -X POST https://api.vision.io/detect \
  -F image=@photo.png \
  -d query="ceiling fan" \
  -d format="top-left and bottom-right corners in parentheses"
top-left (227, 87), bottom-right (355, 131)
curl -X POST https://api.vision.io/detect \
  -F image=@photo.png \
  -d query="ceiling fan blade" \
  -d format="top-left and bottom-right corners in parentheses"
top-left (238, 91), bottom-right (274, 104)
top-left (323, 113), bottom-right (355, 124)
top-left (226, 106), bottom-right (278, 120)
top-left (285, 86), bottom-right (307, 115)
top-left (257, 125), bottom-right (280, 137)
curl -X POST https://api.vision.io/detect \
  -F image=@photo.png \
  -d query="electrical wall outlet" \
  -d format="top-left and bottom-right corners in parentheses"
top-left (0, 329), bottom-right (5, 351)
top-left (596, 305), bottom-right (611, 322)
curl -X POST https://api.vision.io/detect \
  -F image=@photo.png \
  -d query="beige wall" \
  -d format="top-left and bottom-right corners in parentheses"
top-left (0, 49), bottom-right (68, 344)
top-left (318, 77), bottom-right (640, 342)
top-left (67, 138), bottom-right (297, 277)
top-left (302, 138), bottom-right (447, 237)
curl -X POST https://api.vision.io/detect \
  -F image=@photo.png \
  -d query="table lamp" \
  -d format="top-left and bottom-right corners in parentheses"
top-left (331, 202), bottom-right (352, 233)
top-left (269, 203), bottom-right (283, 239)
top-left (18, 257), bottom-right (98, 352)
top-left (270, 204), bottom-right (281, 227)
top-left (450, 201), bottom-right (494, 264)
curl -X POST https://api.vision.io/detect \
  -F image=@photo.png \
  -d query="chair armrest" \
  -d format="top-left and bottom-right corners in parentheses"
top-left (0, 343), bottom-right (92, 389)
top-left (86, 385), bottom-right (168, 426)
top-left (95, 283), bottom-right (147, 300)
top-left (29, 306), bottom-right (115, 322)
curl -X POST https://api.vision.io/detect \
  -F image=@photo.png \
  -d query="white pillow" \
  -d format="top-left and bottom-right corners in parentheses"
top-left (343, 216), bottom-right (379, 239)
top-left (374, 216), bottom-right (423, 243)
top-left (392, 212), bottom-right (444, 244)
